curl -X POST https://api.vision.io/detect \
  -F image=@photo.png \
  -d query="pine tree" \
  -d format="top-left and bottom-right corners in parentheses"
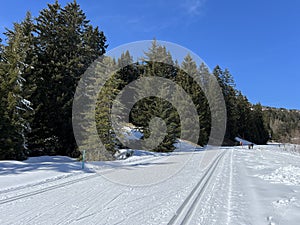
top-left (198, 63), bottom-right (212, 143)
top-left (28, 1), bottom-right (107, 157)
top-left (127, 41), bottom-right (179, 152)
top-left (95, 58), bottom-right (120, 155)
top-left (177, 55), bottom-right (210, 145)
top-left (248, 103), bottom-right (269, 144)
top-left (78, 56), bottom-right (120, 160)
top-left (213, 66), bottom-right (239, 144)
top-left (235, 92), bottom-right (251, 140)
top-left (0, 13), bottom-right (35, 160)
top-left (212, 65), bottom-right (270, 145)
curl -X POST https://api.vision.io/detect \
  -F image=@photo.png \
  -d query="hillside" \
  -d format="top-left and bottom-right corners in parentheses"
top-left (263, 107), bottom-right (300, 144)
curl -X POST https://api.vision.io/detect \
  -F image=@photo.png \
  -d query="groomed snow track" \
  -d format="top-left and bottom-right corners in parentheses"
top-left (0, 153), bottom-right (170, 205)
top-left (0, 173), bottom-right (100, 205)
top-left (167, 150), bottom-right (226, 225)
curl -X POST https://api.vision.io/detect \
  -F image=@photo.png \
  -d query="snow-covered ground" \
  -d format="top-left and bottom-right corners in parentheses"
top-left (0, 144), bottom-right (300, 224)
top-left (0, 156), bottom-right (85, 193)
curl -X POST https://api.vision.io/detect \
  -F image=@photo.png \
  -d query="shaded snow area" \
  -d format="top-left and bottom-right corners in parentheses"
top-left (0, 156), bottom-right (84, 193)
top-left (0, 145), bottom-right (300, 224)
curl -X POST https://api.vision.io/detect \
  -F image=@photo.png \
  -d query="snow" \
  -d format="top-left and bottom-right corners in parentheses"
top-left (122, 125), bottom-right (143, 140)
top-left (235, 137), bottom-right (253, 145)
top-left (21, 99), bottom-right (31, 107)
top-left (0, 144), bottom-right (300, 224)
top-left (0, 156), bottom-right (84, 192)
top-left (173, 139), bottom-right (203, 152)
top-left (227, 146), bottom-right (300, 225)
top-left (21, 98), bottom-right (33, 110)
top-left (256, 165), bottom-right (300, 186)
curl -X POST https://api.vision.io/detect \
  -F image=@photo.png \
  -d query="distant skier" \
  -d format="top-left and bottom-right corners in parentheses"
top-left (248, 143), bottom-right (254, 149)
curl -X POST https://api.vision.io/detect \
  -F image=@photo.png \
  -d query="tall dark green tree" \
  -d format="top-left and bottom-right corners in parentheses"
top-left (81, 57), bottom-right (121, 160)
top-left (0, 13), bottom-right (35, 160)
top-left (247, 103), bottom-right (269, 144)
top-left (128, 41), bottom-right (179, 152)
top-left (198, 63), bottom-right (212, 143)
top-left (235, 92), bottom-right (252, 139)
top-left (177, 55), bottom-right (210, 145)
top-left (213, 66), bottom-right (239, 144)
top-left (212, 65), bottom-right (269, 145)
top-left (28, 1), bottom-right (107, 156)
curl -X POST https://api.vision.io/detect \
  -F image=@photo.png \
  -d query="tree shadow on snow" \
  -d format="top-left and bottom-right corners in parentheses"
top-left (0, 156), bottom-right (88, 175)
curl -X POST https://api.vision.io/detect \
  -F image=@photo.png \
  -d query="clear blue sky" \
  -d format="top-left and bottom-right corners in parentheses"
top-left (1, 0), bottom-right (299, 109)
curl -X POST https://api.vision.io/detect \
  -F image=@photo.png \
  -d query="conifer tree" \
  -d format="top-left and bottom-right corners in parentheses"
top-left (248, 103), bottom-right (269, 144)
top-left (28, 1), bottom-right (107, 157)
top-left (0, 13), bottom-right (35, 159)
top-left (78, 57), bottom-right (120, 160)
top-left (95, 57), bottom-right (120, 155)
top-left (213, 66), bottom-right (239, 144)
top-left (128, 41), bottom-right (179, 152)
top-left (177, 55), bottom-right (210, 145)
top-left (235, 92), bottom-right (251, 139)
top-left (198, 63), bottom-right (212, 143)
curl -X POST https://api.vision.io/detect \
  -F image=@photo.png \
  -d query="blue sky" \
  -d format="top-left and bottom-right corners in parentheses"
top-left (1, 0), bottom-right (299, 109)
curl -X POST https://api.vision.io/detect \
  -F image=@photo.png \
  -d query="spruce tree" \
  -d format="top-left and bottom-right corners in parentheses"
top-left (177, 55), bottom-right (210, 145)
top-left (213, 66), bottom-right (239, 144)
top-left (79, 57), bottom-right (120, 160)
top-left (95, 58), bottom-right (120, 155)
top-left (127, 41), bottom-right (179, 152)
top-left (235, 92), bottom-right (251, 140)
top-left (198, 63), bottom-right (212, 143)
top-left (28, 1), bottom-right (107, 157)
top-left (248, 103), bottom-right (269, 144)
top-left (0, 13), bottom-right (35, 160)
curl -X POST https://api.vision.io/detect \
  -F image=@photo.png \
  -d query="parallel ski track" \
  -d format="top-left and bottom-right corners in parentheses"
top-left (167, 150), bottom-right (226, 225)
top-left (0, 172), bottom-right (87, 195)
top-left (0, 153), bottom-right (172, 205)
top-left (0, 173), bottom-right (100, 205)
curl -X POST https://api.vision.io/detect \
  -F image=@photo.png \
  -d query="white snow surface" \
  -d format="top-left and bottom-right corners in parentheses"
top-left (235, 137), bottom-right (253, 145)
top-left (0, 144), bottom-right (300, 224)
top-left (122, 125), bottom-right (143, 140)
top-left (0, 156), bottom-right (84, 192)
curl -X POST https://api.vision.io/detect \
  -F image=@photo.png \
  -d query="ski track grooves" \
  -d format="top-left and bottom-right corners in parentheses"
top-left (0, 154), bottom-right (170, 205)
top-left (226, 148), bottom-right (233, 225)
top-left (0, 171), bottom-right (85, 195)
top-left (0, 173), bottom-right (100, 205)
top-left (167, 150), bottom-right (226, 225)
